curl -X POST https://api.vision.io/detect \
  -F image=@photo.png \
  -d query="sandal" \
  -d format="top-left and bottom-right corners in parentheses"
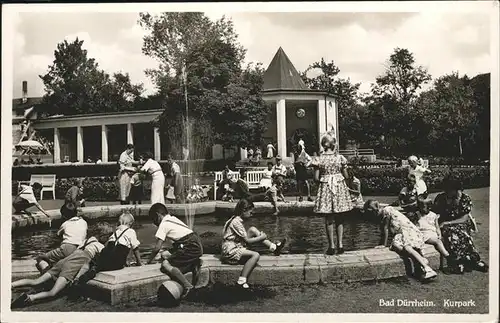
top-left (326, 248), bottom-right (335, 256)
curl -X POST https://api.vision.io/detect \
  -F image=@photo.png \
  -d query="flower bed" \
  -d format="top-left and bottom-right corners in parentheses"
top-left (11, 166), bottom-right (489, 201)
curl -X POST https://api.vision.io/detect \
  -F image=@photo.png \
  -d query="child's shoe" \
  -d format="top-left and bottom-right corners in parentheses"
top-left (336, 248), bottom-right (345, 255)
top-left (237, 281), bottom-right (250, 289)
top-left (273, 239), bottom-right (287, 256)
top-left (307, 196), bottom-right (313, 202)
top-left (298, 196), bottom-right (303, 202)
top-left (11, 293), bottom-right (30, 309)
top-left (422, 266), bottom-right (437, 280)
top-left (326, 248), bottom-right (335, 256)
top-left (474, 261), bottom-right (488, 273)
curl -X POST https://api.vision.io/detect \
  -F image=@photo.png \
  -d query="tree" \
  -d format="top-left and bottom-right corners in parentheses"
top-left (39, 38), bottom-right (144, 116)
top-left (417, 72), bottom-right (478, 156)
top-left (373, 48), bottom-right (432, 110)
top-left (139, 12), bottom-right (268, 158)
top-left (301, 59), bottom-right (363, 146)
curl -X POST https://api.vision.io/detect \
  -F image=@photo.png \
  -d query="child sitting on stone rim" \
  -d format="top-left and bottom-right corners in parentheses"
top-left (147, 203), bottom-right (203, 299)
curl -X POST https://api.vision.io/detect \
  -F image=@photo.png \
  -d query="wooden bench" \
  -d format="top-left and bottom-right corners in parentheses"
top-left (244, 170), bottom-right (268, 190)
top-left (401, 159), bottom-right (429, 168)
top-left (213, 171), bottom-right (240, 200)
top-left (18, 174), bottom-right (56, 200)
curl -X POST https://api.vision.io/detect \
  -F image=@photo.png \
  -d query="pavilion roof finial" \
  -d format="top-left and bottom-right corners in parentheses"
top-left (263, 47), bottom-right (309, 92)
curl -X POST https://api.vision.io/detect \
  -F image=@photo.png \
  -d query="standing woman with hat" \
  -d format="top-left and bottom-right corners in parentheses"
top-left (118, 144), bottom-right (136, 205)
top-left (311, 134), bottom-right (354, 255)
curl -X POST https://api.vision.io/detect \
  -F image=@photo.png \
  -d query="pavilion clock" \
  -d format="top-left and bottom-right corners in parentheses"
top-left (296, 108), bottom-right (305, 119)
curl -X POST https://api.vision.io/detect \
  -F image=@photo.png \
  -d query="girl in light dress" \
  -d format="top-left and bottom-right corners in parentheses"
top-left (259, 162), bottom-right (274, 189)
top-left (363, 200), bottom-right (438, 281)
top-left (311, 134), bottom-right (354, 255)
top-left (220, 199), bottom-right (286, 289)
top-left (407, 155), bottom-right (431, 198)
top-left (415, 199), bottom-right (450, 270)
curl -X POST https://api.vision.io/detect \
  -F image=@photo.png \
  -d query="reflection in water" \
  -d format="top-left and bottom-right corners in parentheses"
top-left (12, 212), bottom-right (382, 261)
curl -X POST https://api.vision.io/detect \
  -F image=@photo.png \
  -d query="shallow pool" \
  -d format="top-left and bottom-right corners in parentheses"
top-left (12, 211), bottom-right (384, 261)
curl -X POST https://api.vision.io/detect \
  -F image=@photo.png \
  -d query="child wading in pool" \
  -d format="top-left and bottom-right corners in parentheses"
top-left (364, 200), bottom-right (438, 281)
top-left (416, 199), bottom-right (451, 270)
top-left (221, 199), bottom-right (286, 289)
top-left (11, 223), bottom-right (113, 308)
top-left (35, 202), bottom-right (87, 274)
top-left (147, 203), bottom-right (203, 299)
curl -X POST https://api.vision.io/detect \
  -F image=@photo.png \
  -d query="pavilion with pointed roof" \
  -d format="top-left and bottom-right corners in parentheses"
top-left (260, 47), bottom-right (338, 160)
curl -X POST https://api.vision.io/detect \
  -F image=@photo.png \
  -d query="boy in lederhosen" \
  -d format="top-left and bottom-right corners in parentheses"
top-left (147, 203), bottom-right (203, 299)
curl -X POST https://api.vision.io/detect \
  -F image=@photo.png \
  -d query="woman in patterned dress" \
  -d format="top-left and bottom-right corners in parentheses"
top-left (312, 134), bottom-right (354, 255)
top-left (364, 200), bottom-right (438, 281)
top-left (118, 144), bottom-right (136, 205)
top-left (433, 178), bottom-right (488, 274)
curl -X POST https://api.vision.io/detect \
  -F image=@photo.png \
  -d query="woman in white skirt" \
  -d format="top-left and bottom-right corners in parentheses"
top-left (118, 144), bottom-right (136, 205)
top-left (141, 152), bottom-right (165, 205)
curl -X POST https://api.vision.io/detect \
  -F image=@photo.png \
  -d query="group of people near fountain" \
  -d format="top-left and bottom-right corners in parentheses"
top-left (11, 133), bottom-right (488, 308)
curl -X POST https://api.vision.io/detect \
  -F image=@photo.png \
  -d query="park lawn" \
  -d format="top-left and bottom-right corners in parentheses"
top-left (12, 187), bottom-right (490, 313)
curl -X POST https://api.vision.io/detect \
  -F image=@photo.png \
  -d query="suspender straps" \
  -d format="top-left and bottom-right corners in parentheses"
top-left (79, 238), bottom-right (97, 250)
top-left (112, 228), bottom-right (130, 246)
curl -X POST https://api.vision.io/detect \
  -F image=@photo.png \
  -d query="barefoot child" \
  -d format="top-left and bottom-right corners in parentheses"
top-left (13, 182), bottom-right (51, 218)
top-left (147, 203), bottom-right (203, 299)
top-left (35, 202), bottom-right (87, 274)
top-left (416, 199), bottom-right (451, 270)
top-left (221, 199), bottom-right (286, 289)
top-left (364, 200), bottom-right (438, 281)
top-left (11, 222), bottom-right (113, 308)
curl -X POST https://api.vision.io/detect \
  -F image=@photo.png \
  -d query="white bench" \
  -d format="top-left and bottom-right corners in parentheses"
top-left (401, 159), bottom-right (429, 168)
top-left (213, 171), bottom-right (240, 200)
top-left (244, 170), bottom-right (268, 190)
top-left (18, 174), bottom-right (56, 200)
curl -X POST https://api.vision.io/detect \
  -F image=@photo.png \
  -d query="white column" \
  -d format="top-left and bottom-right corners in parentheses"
top-left (77, 126), bottom-right (84, 162)
top-left (54, 128), bottom-right (60, 164)
top-left (127, 123), bottom-right (134, 145)
top-left (317, 99), bottom-right (327, 147)
top-left (154, 127), bottom-right (161, 160)
top-left (276, 98), bottom-right (287, 158)
top-left (101, 125), bottom-right (108, 162)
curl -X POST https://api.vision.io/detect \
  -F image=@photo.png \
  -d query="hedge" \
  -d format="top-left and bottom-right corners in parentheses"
top-left (11, 159), bottom-right (234, 181)
top-left (11, 166), bottom-right (490, 201)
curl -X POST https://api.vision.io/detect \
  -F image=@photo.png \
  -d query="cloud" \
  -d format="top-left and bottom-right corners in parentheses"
top-left (11, 10), bottom-right (492, 100)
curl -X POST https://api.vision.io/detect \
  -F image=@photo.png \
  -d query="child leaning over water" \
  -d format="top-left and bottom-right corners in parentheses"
top-left (147, 203), bottom-right (203, 299)
top-left (221, 199), bottom-right (286, 289)
top-left (35, 202), bottom-right (87, 274)
top-left (364, 199), bottom-right (438, 281)
top-left (78, 213), bottom-right (143, 284)
top-left (11, 222), bottom-right (113, 308)
top-left (415, 199), bottom-right (450, 270)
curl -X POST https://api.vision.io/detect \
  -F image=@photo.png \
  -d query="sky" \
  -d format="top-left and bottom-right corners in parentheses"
top-left (10, 7), bottom-right (492, 99)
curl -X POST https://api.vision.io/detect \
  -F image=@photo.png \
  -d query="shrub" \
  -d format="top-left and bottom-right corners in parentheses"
top-left (11, 159), bottom-right (233, 181)
top-left (10, 166), bottom-right (489, 201)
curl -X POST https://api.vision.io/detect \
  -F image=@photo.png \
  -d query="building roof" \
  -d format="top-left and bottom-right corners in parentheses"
top-left (263, 47), bottom-right (310, 92)
top-left (12, 97), bottom-right (43, 111)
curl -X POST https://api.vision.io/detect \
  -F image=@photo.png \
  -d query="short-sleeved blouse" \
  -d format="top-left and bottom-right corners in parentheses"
top-left (223, 216), bottom-right (247, 244)
top-left (433, 192), bottom-right (472, 222)
top-left (311, 152), bottom-right (347, 176)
